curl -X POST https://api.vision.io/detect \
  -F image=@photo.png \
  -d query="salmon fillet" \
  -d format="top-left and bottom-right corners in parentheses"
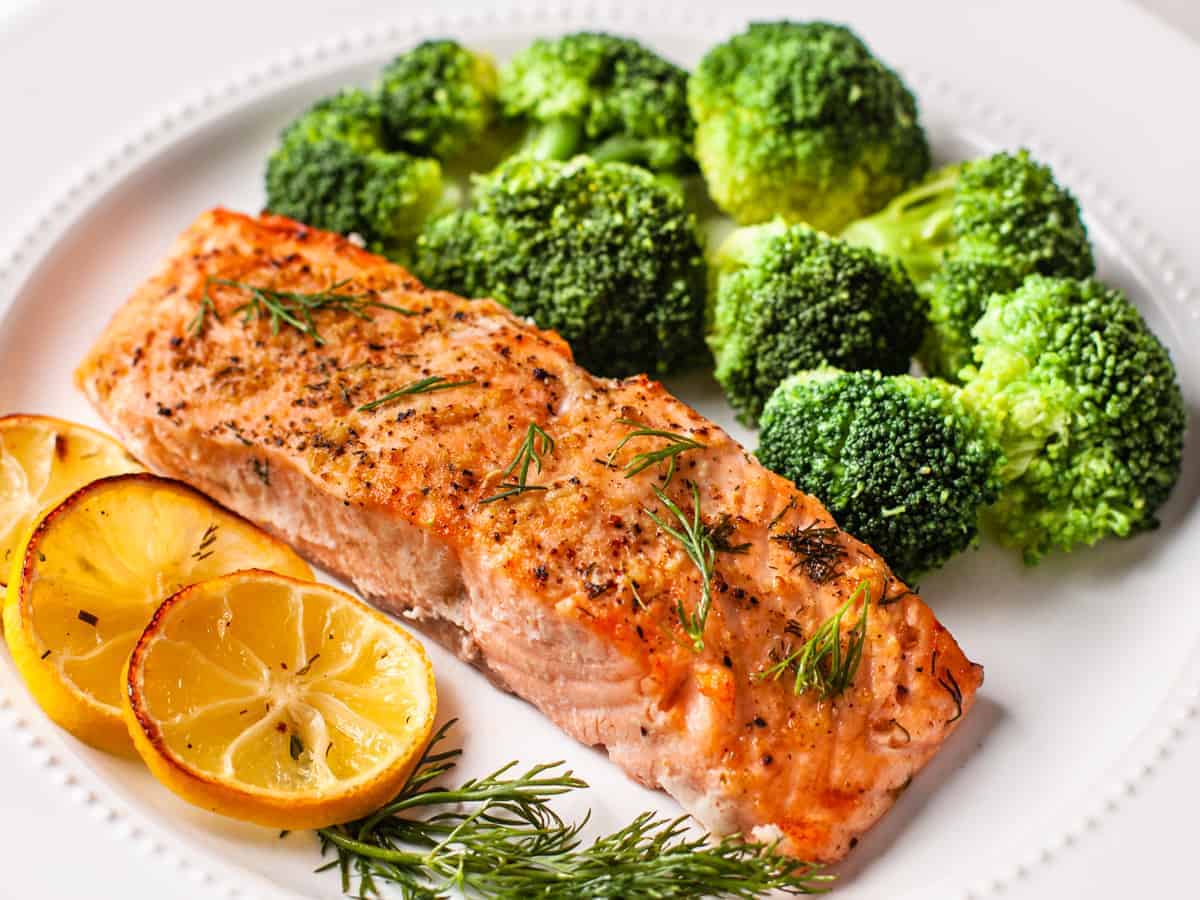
top-left (77, 209), bottom-right (982, 862)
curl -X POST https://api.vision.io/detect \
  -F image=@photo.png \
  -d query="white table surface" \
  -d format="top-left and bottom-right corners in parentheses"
top-left (1138, 0), bottom-right (1200, 40)
top-left (1, 2), bottom-right (1197, 898)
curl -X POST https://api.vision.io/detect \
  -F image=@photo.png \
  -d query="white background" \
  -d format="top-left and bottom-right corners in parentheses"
top-left (1, 2), bottom-right (1197, 898)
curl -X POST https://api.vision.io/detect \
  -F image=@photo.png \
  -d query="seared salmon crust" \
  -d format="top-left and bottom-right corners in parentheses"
top-left (78, 209), bottom-right (981, 862)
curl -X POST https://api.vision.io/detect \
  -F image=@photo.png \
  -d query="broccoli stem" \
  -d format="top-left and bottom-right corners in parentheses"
top-left (588, 134), bottom-right (656, 165)
top-left (590, 135), bottom-right (691, 173)
top-left (590, 135), bottom-right (676, 166)
top-left (522, 117), bottom-right (583, 161)
top-left (840, 162), bottom-right (964, 290)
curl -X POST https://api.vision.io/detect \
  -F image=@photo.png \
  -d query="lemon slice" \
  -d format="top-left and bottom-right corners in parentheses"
top-left (3, 473), bottom-right (312, 754)
top-left (0, 414), bottom-right (142, 586)
top-left (123, 570), bottom-right (436, 829)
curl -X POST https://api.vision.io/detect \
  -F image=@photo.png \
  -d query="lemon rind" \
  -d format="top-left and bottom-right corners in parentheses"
top-left (122, 570), bottom-right (437, 830)
top-left (4, 473), bottom-right (312, 756)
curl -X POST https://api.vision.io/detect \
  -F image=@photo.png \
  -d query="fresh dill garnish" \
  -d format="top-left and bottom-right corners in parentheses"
top-left (709, 515), bottom-right (752, 554)
top-left (624, 575), bottom-right (697, 651)
top-left (187, 290), bottom-right (217, 336)
top-left (606, 418), bottom-right (705, 486)
top-left (192, 523), bottom-right (218, 561)
top-left (316, 719), bottom-right (831, 898)
top-left (627, 577), bottom-right (647, 612)
top-left (481, 423), bottom-right (555, 504)
top-left (251, 457), bottom-right (271, 486)
top-left (198, 277), bottom-right (414, 345)
top-left (770, 523), bottom-right (846, 584)
top-left (756, 581), bottom-right (871, 698)
top-left (878, 580), bottom-right (912, 609)
top-left (644, 481), bottom-right (747, 652)
top-left (358, 375), bottom-right (477, 412)
top-left (932, 650), bottom-right (964, 724)
top-left (767, 496), bottom-right (798, 530)
top-left (224, 422), bottom-right (253, 447)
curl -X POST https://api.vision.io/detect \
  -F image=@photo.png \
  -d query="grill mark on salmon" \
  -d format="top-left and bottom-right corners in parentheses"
top-left (77, 209), bottom-right (982, 862)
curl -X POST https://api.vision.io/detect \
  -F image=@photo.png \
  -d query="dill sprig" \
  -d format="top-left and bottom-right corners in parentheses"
top-left (191, 523), bottom-right (218, 562)
top-left (358, 375), bottom-right (477, 412)
top-left (481, 423), bottom-right (555, 504)
top-left (316, 720), bottom-right (831, 898)
top-left (770, 523), bottom-right (846, 584)
top-left (756, 581), bottom-right (871, 698)
top-left (932, 649), bottom-right (964, 724)
top-left (709, 516), bottom-right (752, 555)
top-left (644, 481), bottom-right (748, 652)
top-left (187, 292), bottom-right (216, 337)
top-left (192, 277), bottom-right (414, 344)
top-left (606, 418), bottom-right (705, 486)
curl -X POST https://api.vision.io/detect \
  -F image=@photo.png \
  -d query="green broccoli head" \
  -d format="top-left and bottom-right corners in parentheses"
top-left (279, 89), bottom-right (385, 153)
top-left (265, 138), bottom-right (447, 256)
top-left (708, 221), bottom-right (926, 423)
top-left (961, 276), bottom-right (1185, 563)
top-left (921, 259), bottom-right (1023, 381)
top-left (688, 21), bottom-right (929, 231)
top-left (842, 149), bottom-right (1095, 379)
top-left (499, 32), bottom-right (693, 172)
top-left (414, 156), bottom-right (706, 377)
top-left (759, 368), bottom-right (1004, 581)
top-left (951, 151), bottom-right (1094, 274)
top-left (378, 39), bottom-right (500, 163)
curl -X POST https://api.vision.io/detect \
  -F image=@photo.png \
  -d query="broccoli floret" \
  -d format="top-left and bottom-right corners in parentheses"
top-left (414, 156), bottom-right (706, 376)
top-left (265, 138), bottom-right (447, 256)
top-left (688, 21), bottom-right (929, 231)
top-left (961, 276), bottom-right (1185, 563)
top-left (923, 259), bottom-right (1024, 384)
top-left (842, 150), bottom-right (1094, 379)
top-left (759, 369), bottom-right (1003, 581)
top-left (378, 39), bottom-right (500, 164)
top-left (708, 221), bottom-right (925, 423)
top-left (499, 32), bottom-right (693, 172)
top-left (278, 89), bottom-right (384, 154)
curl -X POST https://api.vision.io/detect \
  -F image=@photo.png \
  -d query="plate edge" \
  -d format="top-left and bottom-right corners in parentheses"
top-left (0, 4), bottom-right (1198, 899)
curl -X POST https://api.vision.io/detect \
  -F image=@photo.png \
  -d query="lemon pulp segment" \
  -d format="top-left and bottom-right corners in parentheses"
top-left (125, 570), bottom-right (436, 828)
top-left (0, 415), bottom-right (142, 585)
top-left (3, 474), bottom-right (312, 753)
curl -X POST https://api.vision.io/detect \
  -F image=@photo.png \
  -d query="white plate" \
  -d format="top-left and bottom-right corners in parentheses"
top-left (1, 4), bottom-right (1199, 899)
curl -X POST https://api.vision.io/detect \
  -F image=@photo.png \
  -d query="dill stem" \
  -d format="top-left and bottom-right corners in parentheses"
top-left (319, 830), bottom-right (427, 867)
top-left (357, 766), bottom-right (578, 834)
top-left (317, 720), bottom-right (831, 897)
